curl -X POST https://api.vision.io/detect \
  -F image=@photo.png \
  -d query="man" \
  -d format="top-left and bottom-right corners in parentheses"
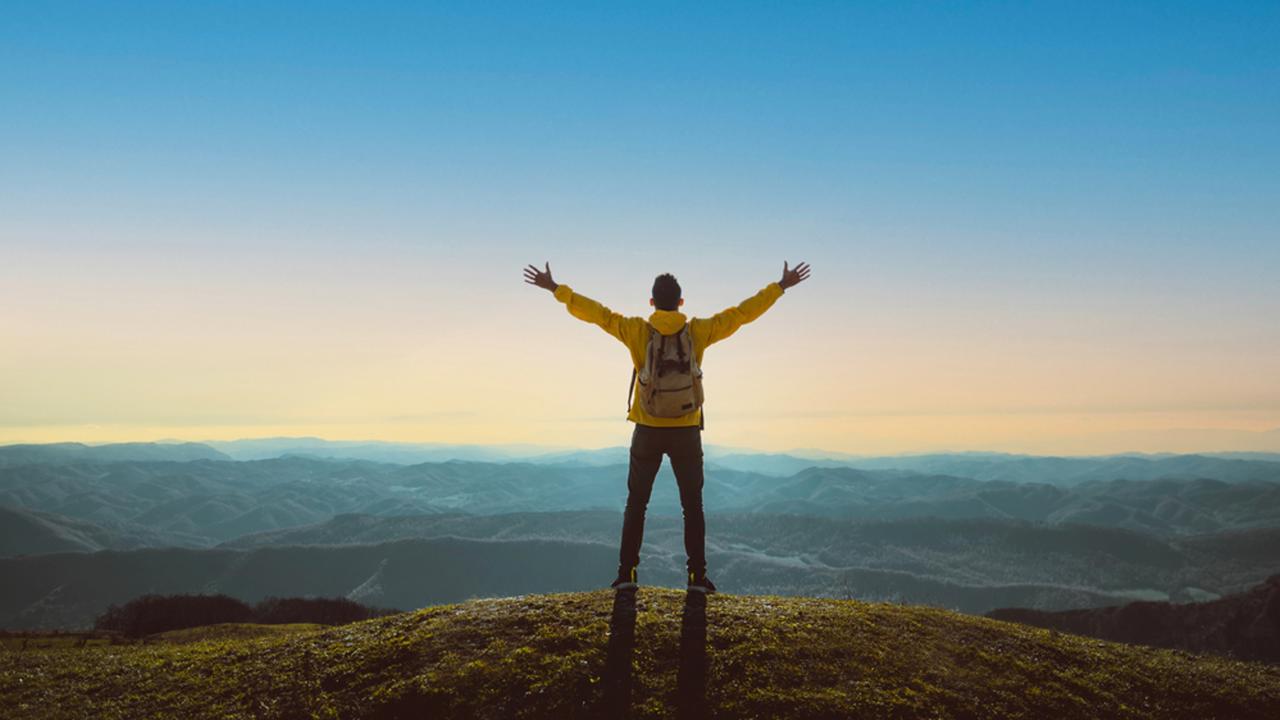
top-left (523, 261), bottom-right (811, 594)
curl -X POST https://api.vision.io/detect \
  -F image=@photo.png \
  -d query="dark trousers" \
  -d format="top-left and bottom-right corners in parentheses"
top-left (618, 423), bottom-right (706, 575)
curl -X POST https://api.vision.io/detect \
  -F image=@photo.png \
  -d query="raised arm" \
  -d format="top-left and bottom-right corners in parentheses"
top-left (697, 261), bottom-right (810, 347)
top-left (524, 262), bottom-right (641, 346)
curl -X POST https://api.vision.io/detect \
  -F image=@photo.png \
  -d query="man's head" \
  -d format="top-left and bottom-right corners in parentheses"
top-left (651, 273), bottom-right (683, 311)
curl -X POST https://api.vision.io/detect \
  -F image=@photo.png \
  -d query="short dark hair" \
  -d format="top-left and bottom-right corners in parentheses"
top-left (652, 273), bottom-right (681, 311)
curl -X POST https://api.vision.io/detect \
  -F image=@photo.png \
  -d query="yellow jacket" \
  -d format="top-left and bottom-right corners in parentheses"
top-left (552, 281), bottom-right (786, 427)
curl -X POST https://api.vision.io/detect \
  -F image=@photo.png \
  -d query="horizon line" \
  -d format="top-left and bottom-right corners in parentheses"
top-left (3, 435), bottom-right (1280, 460)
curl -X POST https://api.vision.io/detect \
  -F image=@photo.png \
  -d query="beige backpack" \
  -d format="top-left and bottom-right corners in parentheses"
top-left (628, 324), bottom-right (705, 418)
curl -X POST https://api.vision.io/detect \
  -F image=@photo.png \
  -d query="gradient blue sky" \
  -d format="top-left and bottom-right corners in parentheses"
top-left (2, 2), bottom-right (1278, 453)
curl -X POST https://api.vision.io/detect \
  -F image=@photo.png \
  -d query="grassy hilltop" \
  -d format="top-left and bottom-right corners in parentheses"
top-left (3, 589), bottom-right (1279, 719)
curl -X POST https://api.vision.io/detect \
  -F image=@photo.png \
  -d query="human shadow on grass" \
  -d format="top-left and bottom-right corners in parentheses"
top-left (676, 590), bottom-right (708, 719)
top-left (600, 589), bottom-right (708, 719)
top-left (601, 588), bottom-right (638, 717)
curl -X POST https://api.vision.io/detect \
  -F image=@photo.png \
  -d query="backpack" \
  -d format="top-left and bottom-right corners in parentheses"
top-left (628, 324), bottom-right (704, 418)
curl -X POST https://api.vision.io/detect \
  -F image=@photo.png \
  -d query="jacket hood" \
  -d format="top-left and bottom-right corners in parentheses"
top-left (647, 309), bottom-right (688, 335)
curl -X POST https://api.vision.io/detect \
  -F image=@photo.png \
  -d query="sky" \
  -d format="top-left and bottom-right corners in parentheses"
top-left (2, 1), bottom-right (1278, 455)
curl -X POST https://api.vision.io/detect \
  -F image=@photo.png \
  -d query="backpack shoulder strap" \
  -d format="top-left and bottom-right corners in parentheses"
top-left (629, 323), bottom-right (659, 412)
top-left (681, 323), bottom-right (699, 371)
top-left (627, 367), bottom-right (636, 412)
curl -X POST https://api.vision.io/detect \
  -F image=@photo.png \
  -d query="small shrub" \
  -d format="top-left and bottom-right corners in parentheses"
top-left (95, 594), bottom-right (252, 637)
top-left (251, 596), bottom-right (398, 626)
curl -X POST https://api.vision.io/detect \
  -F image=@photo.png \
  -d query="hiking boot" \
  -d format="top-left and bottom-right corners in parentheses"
top-left (687, 570), bottom-right (717, 594)
top-left (611, 565), bottom-right (638, 591)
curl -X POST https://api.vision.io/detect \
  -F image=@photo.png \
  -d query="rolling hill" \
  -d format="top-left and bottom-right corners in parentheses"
top-left (0, 442), bottom-right (229, 467)
top-left (821, 452), bottom-right (1280, 486)
top-left (726, 467), bottom-right (1280, 534)
top-left (989, 574), bottom-right (1280, 663)
top-left (2, 589), bottom-right (1277, 719)
top-left (0, 537), bottom-right (615, 630)
top-left (223, 510), bottom-right (1280, 601)
top-left (8, 513), bottom-right (1280, 629)
top-left (0, 505), bottom-right (205, 556)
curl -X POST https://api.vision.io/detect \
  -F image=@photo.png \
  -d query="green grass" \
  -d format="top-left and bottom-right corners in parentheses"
top-left (0, 624), bottom-right (325, 651)
top-left (2, 589), bottom-right (1278, 719)
top-left (0, 632), bottom-right (124, 651)
top-left (148, 624), bottom-right (326, 645)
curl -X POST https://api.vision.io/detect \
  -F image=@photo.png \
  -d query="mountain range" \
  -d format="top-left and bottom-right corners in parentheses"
top-left (3, 455), bottom-right (1278, 553)
top-left (2, 441), bottom-right (1279, 635)
top-left (8, 439), bottom-right (1280, 483)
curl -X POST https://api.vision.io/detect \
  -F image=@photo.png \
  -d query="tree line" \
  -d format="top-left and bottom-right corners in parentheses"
top-left (94, 594), bottom-right (400, 637)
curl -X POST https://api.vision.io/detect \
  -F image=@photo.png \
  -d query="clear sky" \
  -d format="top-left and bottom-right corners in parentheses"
top-left (2, 2), bottom-right (1278, 454)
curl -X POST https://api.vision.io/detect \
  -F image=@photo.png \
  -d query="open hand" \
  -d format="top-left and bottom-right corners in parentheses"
top-left (779, 261), bottom-right (811, 290)
top-left (523, 262), bottom-right (558, 292)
